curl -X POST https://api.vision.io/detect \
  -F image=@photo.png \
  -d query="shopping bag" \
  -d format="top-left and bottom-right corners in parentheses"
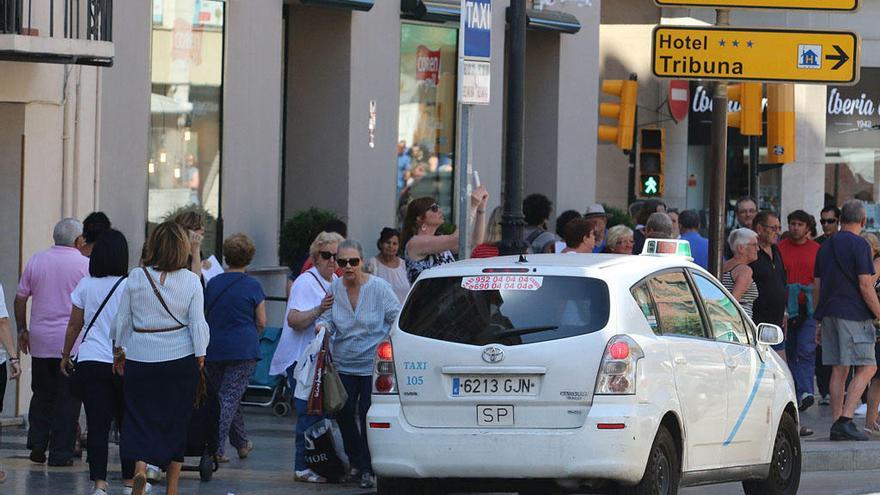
top-left (321, 355), bottom-right (348, 415)
top-left (307, 335), bottom-right (329, 415)
top-left (304, 418), bottom-right (349, 482)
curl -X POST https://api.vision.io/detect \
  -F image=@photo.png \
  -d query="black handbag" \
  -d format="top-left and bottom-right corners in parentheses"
top-left (70, 276), bottom-right (126, 397)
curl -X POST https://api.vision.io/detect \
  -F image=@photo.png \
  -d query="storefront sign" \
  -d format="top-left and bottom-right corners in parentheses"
top-left (688, 82), bottom-right (758, 146)
top-left (172, 18), bottom-right (202, 65)
top-left (652, 26), bottom-right (860, 84)
top-left (827, 67), bottom-right (880, 148)
top-left (416, 45), bottom-right (441, 86)
top-left (654, 0), bottom-right (858, 11)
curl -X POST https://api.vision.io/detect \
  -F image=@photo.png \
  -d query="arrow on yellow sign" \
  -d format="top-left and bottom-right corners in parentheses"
top-left (652, 27), bottom-right (860, 85)
top-left (654, 0), bottom-right (858, 11)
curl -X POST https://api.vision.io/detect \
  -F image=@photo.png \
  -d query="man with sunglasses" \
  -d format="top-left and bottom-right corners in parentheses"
top-left (816, 205), bottom-right (841, 245)
top-left (749, 212), bottom-right (788, 355)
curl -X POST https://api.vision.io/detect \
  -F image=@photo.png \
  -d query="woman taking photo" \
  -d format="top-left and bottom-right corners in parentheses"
top-left (470, 206), bottom-right (503, 259)
top-left (60, 230), bottom-right (133, 495)
top-left (173, 211), bottom-right (206, 279)
top-left (722, 228), bottom-right (760, 319)
top-left (402, 186), bottom-right (488, 283)
top-left (112, 222), bottom-right (210, 495)
top-left (269, 231), bottom-right (343, 484)
top-left (204, 234), bottom-right (266, 462)
top-left (367, 228), bottom-right (410, 304)
top-left (316, 239), bottom-right (401, 489)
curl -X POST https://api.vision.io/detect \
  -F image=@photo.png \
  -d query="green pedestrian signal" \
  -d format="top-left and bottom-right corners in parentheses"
top-left (640, 174), bottom-right (662, 197)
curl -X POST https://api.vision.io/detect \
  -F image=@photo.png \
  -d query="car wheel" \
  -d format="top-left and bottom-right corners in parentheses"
top-left (742, 413), bottom-right (801, 495)
top-left (618, 425), bottom-right (680, 495)
top-left (377, 477), bottom-right (445, 495)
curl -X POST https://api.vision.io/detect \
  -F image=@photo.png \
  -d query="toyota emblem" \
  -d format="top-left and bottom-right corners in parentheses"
top-left (482, 346), bottom-right (504, 363)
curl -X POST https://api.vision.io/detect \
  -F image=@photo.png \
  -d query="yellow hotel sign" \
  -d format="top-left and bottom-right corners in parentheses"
top-left (654, 0), bottom-right (858, 11)
top-left (652, 27), bottom-right (860, 84)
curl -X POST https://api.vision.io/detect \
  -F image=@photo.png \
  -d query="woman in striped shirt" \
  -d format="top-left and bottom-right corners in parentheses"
top-left (112, 222), bottom-right (210, 495)
top-left (722, 228), bottom-right (761, 319)
top-left (316, 239), bottom-right (401, 489)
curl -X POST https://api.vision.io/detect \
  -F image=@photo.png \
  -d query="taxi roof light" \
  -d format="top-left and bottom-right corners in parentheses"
top-left (640, 238), bottom-right (693, 261)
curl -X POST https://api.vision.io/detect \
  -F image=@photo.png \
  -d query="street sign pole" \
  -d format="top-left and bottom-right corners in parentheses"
top-left (457, 105), bottom-right (472, 258)
top-left (709, 9), bottom-right (730, 278)
top-left (749, 135), bottom-right (759, 199)
top-left (500, 0), bottom-right (527, 256)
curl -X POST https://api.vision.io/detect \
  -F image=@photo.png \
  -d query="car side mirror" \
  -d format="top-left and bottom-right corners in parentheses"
top-left (757, 323), bottom-right (784, 346)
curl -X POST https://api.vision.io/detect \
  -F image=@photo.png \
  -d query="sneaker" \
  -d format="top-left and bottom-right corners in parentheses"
top-left (358, 472), bottom-right (375, 489)
top-left (216, 455), bottom-right (231, 464)
top-left (831, 417), bottom-right (869, 441)
top-left (864, 422), bottom-right (880, 437)
top-left (798, 393), bottom-right (815, 412)
top-left (855, 403), bottom-right (868, 416)
top-left (237, 441), bottom-right (254, 459)
top-left (91, 489), bottom-right (108, 495)
top-left (294, 469), bottom-right (327, 483)
top-left (145, 464), bottom-right (162, 482)
top-left (819, 394), bottom-right (830, 406)
top-left (122, 482), bottom-right (153, 495)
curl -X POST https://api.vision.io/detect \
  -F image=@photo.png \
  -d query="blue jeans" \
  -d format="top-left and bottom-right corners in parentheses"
top-left (288, 363), bottom-right (323, 472)
top-left (337, 374), bottom-right (373, 474)
top-left (786, 317), bottom-right (817, 399)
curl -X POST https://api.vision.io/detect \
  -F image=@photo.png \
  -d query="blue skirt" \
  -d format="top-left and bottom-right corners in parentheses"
top-left (121, 355), bottom-right (199, 469)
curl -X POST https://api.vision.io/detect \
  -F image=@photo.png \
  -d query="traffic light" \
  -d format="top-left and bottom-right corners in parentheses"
top-left (598, 78), bottom-right (638, 152)
top-left (727, 83), bottom-right (763, 136)
top-left (638, 128), bottom-right (664, 198)
top-left (767, 83), bottom-right (795, 164)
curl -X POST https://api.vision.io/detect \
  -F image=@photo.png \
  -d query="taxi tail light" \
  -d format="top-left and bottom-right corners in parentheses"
top-left (595, 335), bottom-right (644, 395)
top-left (373, 340), bottom-right (397, 395)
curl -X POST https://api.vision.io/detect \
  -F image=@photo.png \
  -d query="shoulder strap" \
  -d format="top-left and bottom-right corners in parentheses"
top-left (524, 228), bottom-right (545, 246)
top-left (79, 276), bottom-right (127, 347)
top-left (142, 266), bottom-right (186, 327)
top-left (829, 236), bottom-right (860, 288)
top-left (205, 273), bottom-right (248, 315)
top-left (306, 270), bottom-right (330, 295)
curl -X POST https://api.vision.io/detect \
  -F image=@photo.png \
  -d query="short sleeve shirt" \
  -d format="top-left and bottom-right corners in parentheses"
top-left (71, 276), bottom-right (127, 363)
top-left (749, 244), bottom-right (788, 326)
top-left (814, 231), bottom-right (875, 321)
top-left (205, 273), bottom-right (266, 362)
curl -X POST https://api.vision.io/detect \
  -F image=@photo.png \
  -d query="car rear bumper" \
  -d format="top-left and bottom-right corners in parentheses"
top-left (366, 395), bottom-right (663, 484)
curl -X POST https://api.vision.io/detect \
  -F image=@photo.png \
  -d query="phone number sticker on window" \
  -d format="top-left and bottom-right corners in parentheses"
top-left (461, 275), bottom-right (544, 291)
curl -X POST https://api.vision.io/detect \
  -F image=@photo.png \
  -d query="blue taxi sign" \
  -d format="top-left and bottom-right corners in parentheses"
top-left (641, 238), bottom-right (693, 260)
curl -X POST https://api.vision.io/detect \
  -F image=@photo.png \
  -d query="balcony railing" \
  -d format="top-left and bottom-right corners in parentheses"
top-left (0, 0), bottom-right (113, 66)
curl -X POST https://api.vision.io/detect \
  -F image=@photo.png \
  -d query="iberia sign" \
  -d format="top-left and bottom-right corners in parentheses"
top-left (652, 27), bottom-right (860, 84)
top-left (654, 0), bottom-right (858, 11)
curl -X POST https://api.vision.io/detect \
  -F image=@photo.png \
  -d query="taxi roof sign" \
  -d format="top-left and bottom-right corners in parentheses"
top-left (641, 238), bottom-right (693, 260)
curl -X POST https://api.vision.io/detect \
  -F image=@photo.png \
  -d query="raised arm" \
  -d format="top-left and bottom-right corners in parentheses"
top-left (188, 283), bottom-right (210, 359)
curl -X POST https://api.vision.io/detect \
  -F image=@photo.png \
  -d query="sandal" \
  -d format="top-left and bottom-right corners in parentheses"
top-left (799, 426), bottom-right (814, 437)
top-left (294, 469), bottom-right (327, 483)
top-left (131, 472), bottom-right (147, 495)
top-left (237, 441), bottom-right (254, 459)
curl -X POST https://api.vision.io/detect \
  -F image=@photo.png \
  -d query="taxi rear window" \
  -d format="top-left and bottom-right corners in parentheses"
top-left (398, 275), bottom-right (610, 346)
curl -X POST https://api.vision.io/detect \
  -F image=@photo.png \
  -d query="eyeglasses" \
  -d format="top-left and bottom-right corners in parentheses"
top-left (318, 251), bottom-right (337, 261)
top-left (337, 258), bottom-right (361, 268)
top-left (820, 218), bottom-right (838, 225)
top-left (759, 224), bottom-right (780, 232)
top-left (428, 203), bottom-right (440, 213)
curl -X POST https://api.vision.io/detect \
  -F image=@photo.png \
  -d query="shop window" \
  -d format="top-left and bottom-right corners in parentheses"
top-left (148, 0), bottom-right (224, 256)
top-left (397, 23), bottom-right (458, 225)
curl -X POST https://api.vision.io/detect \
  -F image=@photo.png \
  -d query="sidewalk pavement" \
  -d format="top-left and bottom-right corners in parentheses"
top-left (800, 399), bottom-right (880, 472)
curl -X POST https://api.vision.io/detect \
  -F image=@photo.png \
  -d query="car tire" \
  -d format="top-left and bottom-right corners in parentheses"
top-left (377, 477), bottom-right (445, 495)
top-left (742, 413), bottom-right (801, 495)
top-left (617, 425), bottom-right (680, 495)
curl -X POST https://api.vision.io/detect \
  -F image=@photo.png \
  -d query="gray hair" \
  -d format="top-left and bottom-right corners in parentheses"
top-left (53, 218), bottom-right (83, 247)
top-left (841, 199), bottom-right (866, 225)
top-left (606, 224), bottom-right (633, 250)
top-left (309, 231), bottom-right (345, 260)
top-left (338, 239), bottom-right (364, 259)
top-left (728, 228), bottom-right (758, 253)
top-left (645, 212), bottom-right (673, 239)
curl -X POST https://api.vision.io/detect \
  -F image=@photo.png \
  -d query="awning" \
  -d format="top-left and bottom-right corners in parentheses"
top-left (401, 1), bottom-right (581, 34)
top-left (300, 0), bottom-right (374, 11)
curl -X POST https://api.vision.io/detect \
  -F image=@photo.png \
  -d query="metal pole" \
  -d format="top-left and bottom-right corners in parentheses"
top-left (457, 104), bottom-right (471, 258)
top-left (499, 0), bottom-right (527, 255)
top-left (708, 8), bottom-right (730, 278)
top-left (749, 135), bottom-right (759, 200)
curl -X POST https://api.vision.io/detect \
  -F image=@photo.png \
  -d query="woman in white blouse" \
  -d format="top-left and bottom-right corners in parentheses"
top-left (112, 222), bottom-right (210, 495)
top-left (367, 227), bottom-right (410, 304)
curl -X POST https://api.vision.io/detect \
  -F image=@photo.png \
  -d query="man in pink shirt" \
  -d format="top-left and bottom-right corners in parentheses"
top-left (14, 218), bottom-right (89, 466)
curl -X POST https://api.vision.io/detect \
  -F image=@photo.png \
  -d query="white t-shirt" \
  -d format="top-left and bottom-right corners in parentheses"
top-left (71, 276), bottom-right (127, 364)
top-left (0, 285), bottom-right (8, 364)
top-left (269, 268), bottom-right (336, 377)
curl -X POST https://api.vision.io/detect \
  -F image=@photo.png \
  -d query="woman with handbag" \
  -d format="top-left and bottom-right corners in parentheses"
top-left (316, 239), bottom-right (401, 489)
top-left (60, 230), bottom-right (135, 495)
top-left (111, 222), bottom-right (210, 495)
top-left (204, 233), bottom-right (266, 462)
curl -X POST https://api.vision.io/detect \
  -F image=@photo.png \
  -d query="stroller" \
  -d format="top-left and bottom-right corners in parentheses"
top-left (241, 326), bottom-right (290, 417)
top-left (181, 374), bottom-right (221, 481)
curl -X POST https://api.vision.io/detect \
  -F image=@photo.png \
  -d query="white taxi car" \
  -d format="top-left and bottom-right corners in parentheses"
top-left (367, 240), bottom-right (800, 495)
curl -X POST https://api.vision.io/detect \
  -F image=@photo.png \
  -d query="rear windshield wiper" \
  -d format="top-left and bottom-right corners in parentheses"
top-left (494, 325), bottom-right (559, 338)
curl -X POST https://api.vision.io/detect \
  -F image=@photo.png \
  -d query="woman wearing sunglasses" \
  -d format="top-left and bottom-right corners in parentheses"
top-left (401, 186), bottom-right (489, 283)
top-left (316, 239), bottom-right (401, 489)
top-left (269, 231), bottom-right (343, 484)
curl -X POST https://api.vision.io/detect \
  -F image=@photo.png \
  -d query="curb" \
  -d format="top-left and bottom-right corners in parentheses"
top-left (803, 439), bottom-right (880, 472)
